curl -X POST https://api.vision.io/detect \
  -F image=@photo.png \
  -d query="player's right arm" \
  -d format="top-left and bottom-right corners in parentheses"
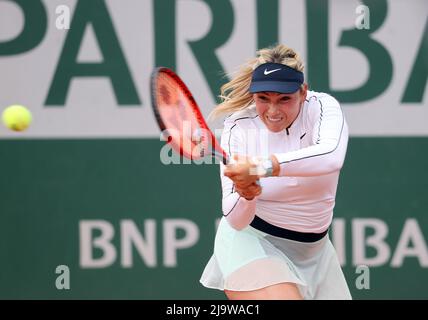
top-left (220, 119), bottom-right (258, 230)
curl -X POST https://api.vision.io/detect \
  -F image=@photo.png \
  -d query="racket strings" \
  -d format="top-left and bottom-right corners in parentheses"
top-left (154, 72), bottom-right (213, 160)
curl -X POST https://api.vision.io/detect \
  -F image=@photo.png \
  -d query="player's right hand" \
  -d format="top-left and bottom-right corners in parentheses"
top-left (224, 154), bottom-right (260, 189)
top-left (235, 182), bottom-right (262, 200)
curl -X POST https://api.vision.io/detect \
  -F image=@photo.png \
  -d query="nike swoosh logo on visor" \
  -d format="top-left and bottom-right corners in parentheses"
top-left (264, 68), bottom-right (281, 75)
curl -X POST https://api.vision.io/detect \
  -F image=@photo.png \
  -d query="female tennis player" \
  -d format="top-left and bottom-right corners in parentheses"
top-left (200, 44), bottom-right (352, 300)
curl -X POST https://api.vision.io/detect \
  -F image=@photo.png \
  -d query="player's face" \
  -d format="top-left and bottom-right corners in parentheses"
top-left (254, 86), bottom-right (307, 133)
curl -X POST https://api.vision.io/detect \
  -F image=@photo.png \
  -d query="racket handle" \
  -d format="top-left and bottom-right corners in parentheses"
top-left (213, 150), bottom-right (229, 165)
top-left (222, 153), bottom-right (262, 187)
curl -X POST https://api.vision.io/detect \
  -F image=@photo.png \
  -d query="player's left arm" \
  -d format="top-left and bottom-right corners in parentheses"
top-left (273, 95), bottom-right (349, 177)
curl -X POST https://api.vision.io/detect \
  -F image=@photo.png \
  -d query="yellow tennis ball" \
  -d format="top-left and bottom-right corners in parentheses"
top-left (2, 105), bottom-right (32, 131)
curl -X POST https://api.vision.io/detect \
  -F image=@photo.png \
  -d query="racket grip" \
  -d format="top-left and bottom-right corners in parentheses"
top-left (227, 156), bottom-right (235, 165)
top-left (225, 154), bottom-right (261, 186)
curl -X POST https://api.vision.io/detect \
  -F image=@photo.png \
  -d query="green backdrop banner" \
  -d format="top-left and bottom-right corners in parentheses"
top-left (0, 138), bottom-right (427, 299)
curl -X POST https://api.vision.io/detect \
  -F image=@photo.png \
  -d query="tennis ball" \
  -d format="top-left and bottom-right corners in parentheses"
top-left (2, 105), bottom-right (32, 131)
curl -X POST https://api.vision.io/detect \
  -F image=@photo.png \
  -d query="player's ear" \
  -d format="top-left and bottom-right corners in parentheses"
top-left (300, 83), bottom-right (308, 103)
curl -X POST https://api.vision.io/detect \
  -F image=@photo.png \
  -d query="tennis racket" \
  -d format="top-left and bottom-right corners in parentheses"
top-left (150, 67), bottom-right (229, 164)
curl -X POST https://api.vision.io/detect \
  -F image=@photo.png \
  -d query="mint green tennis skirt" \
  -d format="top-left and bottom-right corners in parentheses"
top-left (200, 217), bottom-right (352, 300)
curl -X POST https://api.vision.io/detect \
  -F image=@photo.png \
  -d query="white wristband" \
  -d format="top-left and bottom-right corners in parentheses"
top-left (250, 157), bottom-right (273, 177)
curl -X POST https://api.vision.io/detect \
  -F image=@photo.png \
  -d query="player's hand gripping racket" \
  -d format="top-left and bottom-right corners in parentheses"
top-left (150, 67), bottom-right (229, 164)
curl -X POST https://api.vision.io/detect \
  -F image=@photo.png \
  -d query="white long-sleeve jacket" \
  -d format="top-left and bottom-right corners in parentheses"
top-left (220, 90), bottom-right (349, 233)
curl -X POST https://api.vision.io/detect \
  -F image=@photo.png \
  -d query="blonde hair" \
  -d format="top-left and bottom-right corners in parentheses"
top-left (209, 44), bottom-right (305, 119)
